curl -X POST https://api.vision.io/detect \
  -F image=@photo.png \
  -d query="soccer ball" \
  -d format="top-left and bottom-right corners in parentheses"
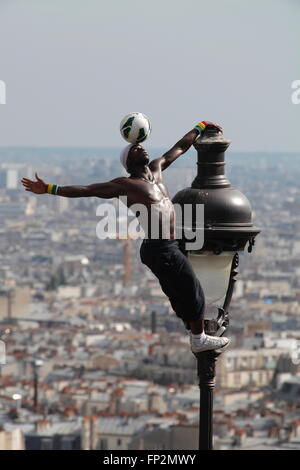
top-left (120, 112), bottom-right (151, 144)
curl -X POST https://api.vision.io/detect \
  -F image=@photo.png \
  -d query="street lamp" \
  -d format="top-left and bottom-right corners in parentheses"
top-left (172, 127), bottom-right (260, 450)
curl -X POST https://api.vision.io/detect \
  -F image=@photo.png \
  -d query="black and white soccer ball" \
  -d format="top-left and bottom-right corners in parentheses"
top-left (120, 112), bottom-right (151, 144)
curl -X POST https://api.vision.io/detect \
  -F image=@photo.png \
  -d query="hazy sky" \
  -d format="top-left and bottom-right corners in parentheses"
top-left (0, 0), bottom-right (299, 151)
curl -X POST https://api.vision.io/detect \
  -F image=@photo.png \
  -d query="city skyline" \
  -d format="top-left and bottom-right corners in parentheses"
top-left (0, 149), bottom-right (300, 449)
top-left (0, 0), bottom-right (300, 452)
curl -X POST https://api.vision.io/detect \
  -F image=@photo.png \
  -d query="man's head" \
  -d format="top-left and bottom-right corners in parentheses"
top-left (120, 143), bottom-right (149, 174)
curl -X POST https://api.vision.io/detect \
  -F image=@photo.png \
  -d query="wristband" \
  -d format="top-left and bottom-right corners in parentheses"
top-left (194, 121), bottom-right (206, 134)
top-left (47, 184), bottom-right (58, 195)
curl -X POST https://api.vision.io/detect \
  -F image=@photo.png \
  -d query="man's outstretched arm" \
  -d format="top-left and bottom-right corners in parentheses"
top-left (21, 173), bottom-right (127, 198)
top-left (149, 121), bottom-right (222, 172)
top-left (57, 178), bottom-right (126, 198)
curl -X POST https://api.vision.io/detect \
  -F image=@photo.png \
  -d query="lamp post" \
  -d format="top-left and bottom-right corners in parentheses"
top-left (172, 127), bottom-right (260, 450)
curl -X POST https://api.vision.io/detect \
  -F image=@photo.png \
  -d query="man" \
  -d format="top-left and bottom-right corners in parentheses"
top-left (21, 120), bottom-right (230, 354)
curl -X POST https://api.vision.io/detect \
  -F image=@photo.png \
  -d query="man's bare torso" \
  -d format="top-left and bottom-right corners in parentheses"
top-left (114, 167), bottom-right (175, 239)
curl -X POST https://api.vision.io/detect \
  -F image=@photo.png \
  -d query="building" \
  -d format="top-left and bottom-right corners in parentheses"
top-left (0, 428), bottom-right (24, 450)
top-left (218, 348), bottom-right (290, 389)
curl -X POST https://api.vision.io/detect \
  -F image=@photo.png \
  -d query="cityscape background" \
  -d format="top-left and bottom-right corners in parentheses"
top-left (0, 0), bottom-right (299, 452)
top-left (0, 147), bottom-right (300, 450)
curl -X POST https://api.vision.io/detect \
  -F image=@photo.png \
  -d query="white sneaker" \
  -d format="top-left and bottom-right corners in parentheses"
top-left (190, 333), bottom-right (230, 353)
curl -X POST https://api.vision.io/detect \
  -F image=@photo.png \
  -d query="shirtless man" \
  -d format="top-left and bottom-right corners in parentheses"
top-left (21, 121), bottom-right (230, 354)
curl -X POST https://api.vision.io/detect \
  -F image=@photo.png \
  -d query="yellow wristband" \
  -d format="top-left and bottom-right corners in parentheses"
top-left (47, 184), bottom-right (58, 194)
top-left (194, 121), bottom-right (206, 133)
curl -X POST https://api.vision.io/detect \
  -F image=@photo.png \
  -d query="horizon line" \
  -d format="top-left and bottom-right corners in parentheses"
top-left (0, 146), bottom-right (299, 155)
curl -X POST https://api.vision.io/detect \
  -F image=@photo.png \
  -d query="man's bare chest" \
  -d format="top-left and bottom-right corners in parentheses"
top-left (126, 178), bottom-right (170, 204)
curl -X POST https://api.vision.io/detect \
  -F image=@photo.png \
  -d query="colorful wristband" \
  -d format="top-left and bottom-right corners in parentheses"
top-left (194, 121), bottom-right (206, 134)
top-left (47, 184), bottom-right (58, 195)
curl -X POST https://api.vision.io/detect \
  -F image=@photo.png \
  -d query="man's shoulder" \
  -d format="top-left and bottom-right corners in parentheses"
top-left (110, 177), bottom-right (128, 184)
top-left (149, 157), bottom-right (162, 171)
top-left (148, 160), bottom-right (163, 184)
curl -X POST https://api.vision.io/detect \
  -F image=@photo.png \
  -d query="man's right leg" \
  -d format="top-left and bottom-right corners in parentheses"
top-left (141, 243), bottom-right (230, 353)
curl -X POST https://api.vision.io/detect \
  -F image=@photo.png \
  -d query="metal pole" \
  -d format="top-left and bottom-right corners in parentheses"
top-left (196, 347), bottom-right (220, 450)
top-left (199, 390), bottom-right (213, 449)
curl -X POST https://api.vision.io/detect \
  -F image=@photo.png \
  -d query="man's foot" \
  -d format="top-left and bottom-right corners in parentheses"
top-left (189, 332), bottom-right (230, 353)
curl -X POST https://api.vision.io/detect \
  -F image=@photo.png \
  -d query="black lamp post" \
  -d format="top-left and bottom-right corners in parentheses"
top-left (172, 127), bottom-right (260, 450)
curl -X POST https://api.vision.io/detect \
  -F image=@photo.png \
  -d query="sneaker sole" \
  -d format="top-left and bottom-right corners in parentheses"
top-left (191, 337), bottom-right (231, 354)
top-left (215, 337), bottom-right (231, 352)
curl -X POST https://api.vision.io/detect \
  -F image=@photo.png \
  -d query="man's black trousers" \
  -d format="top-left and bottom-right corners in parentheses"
top-left (140, 238), bottom-right (205, 328)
